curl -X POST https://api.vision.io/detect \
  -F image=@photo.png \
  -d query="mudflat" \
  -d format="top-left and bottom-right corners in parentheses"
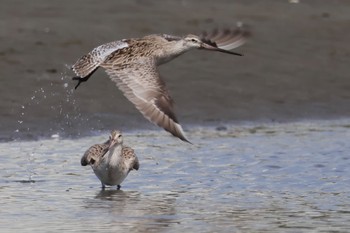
top-left (1, 0), bottom-right (349, 140)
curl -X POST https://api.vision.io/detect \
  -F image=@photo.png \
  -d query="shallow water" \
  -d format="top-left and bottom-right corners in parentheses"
top-left (1, 120), bottom-right (350, 232)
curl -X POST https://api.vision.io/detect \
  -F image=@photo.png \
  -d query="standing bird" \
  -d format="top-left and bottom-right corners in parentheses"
top-left (81, 130), bottom-right (139, 189)
top-left (72, 27), bottom-right (248, 142)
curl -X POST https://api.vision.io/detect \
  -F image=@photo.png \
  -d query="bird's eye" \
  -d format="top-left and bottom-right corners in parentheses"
top-left (191, 39), bottom-right (198, 42)
top-left (118, 134), bottom-right (122, 138)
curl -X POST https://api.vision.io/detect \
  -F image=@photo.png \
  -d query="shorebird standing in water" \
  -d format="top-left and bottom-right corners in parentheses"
top-left (72, 27), bottom-right (248, 142)
top-left (81, 130), bottom-right (139, 189)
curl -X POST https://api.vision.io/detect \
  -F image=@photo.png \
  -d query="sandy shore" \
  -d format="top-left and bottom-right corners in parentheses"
top-left (0, 0), bottom-right (349, 140)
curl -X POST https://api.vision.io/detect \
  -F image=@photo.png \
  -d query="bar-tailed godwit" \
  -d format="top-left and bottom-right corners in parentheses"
top-left (72, 27), bottom-right (248, 142)
top-left (81, 130), bottom-right (139, 189)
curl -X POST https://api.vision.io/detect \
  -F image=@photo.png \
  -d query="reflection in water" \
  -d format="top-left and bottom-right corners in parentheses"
top-left (82, 189), bottom-right (178, 232)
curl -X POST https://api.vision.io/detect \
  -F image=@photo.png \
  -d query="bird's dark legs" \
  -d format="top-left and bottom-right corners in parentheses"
top-left (72, 67), bottom-right (99, 89)
top-left (72, 76), bottom-right (90, 89)
top-left (100, 183), bottom-right (121, 190)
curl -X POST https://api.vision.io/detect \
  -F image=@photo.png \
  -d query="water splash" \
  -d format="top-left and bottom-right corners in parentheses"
top-left (14, 70), bottom-right (86, 140)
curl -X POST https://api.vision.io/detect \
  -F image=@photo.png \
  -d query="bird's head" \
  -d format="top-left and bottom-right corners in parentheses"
top-left (183, 34), bottom-right (242, 56)
top-left (108, 130), bottom-right (123, 149)
top-left (182, 34), bottom-right (203, 48)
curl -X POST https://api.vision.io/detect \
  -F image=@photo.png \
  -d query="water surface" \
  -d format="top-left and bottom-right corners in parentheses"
top-left (1, 121), bottom-right (349, 232)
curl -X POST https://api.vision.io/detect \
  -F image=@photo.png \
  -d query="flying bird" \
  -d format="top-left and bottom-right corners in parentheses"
top-left (72, 27), bottom-right (248, 142)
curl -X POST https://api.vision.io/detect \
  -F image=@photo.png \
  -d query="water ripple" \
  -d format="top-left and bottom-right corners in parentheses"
top-left (0, 120), bottom-right (350, 232)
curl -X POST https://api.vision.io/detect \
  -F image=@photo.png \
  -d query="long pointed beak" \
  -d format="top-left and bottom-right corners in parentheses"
top-left (200, 43), bottom-right (243, 56)
top-left (108, 139), bottom-right (116, 150)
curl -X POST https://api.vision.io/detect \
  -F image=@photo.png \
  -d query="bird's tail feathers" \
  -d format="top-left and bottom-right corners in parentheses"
top-left (72, 53), bottom-right (100, 78)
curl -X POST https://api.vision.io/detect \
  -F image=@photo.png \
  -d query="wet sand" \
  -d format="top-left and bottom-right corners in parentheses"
top-left (1, 0), bottom-right (350, 141)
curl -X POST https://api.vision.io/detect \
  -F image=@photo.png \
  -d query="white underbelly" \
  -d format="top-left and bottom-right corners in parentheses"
top-left (92, 162), bottom-right (128, 186)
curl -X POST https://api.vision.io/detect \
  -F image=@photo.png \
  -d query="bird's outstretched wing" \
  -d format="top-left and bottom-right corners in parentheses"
top-left (101, 58), bottom-right (190, 143)
top-left (72, 40), bottom-right (129, 88)
top-left (122, 146), bottom-right (139, 171)
top-left (81, 143), bottom-right (109, 166)
top-left (200, 27), bottom-right (249, 51)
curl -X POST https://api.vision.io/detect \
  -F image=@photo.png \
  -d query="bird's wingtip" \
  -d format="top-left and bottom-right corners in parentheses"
top-left (182, 137), bottom-right (193, 144)
top-left (174, 122), bottom-right (193, 144)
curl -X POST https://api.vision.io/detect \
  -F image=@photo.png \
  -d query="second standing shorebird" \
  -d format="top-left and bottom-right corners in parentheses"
top-left (81, 130), bottom-right (139, 189)
top-left (72, 27), bottom-right (248, 142)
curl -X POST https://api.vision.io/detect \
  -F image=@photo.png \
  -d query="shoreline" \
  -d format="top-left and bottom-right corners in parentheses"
top-left (5, 117), bottom-right (350, 143)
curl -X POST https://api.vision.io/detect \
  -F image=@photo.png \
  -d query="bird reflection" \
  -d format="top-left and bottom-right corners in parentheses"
top-left (82, 189), bottom-right (180, 232)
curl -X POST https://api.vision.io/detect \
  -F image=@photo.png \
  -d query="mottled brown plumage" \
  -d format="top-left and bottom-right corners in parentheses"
top-left (122, 146), bottom-right (139, 171)
top-left (72, 27), bottom-right (248, 143)
top-left (81, 130), bottom-right (139, 189)
top-left (80, 142), bottom-right (109, 166)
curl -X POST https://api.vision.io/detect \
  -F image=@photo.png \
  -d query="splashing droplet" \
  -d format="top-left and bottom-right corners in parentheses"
top-left (51, 133), bottom-right (60, 139)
